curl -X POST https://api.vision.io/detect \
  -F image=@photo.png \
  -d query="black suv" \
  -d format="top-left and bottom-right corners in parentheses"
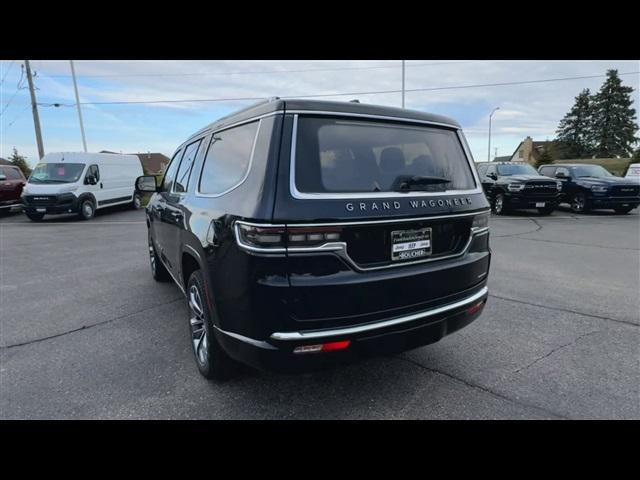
top-left (538, 163), bottom-right (640, 214)
top-left (136, 99), bottom-right (491, 380)
top-left (476, 161), bottom-right (561, 215)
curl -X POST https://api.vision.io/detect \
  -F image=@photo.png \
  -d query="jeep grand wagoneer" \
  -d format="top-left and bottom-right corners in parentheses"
top-left (136, 99), bottom-right (491, 380)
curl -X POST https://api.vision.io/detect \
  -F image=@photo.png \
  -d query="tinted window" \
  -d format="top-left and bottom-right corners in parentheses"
top-left (86, 164), bottom-right (100, 182)
top-left (199, 121), bottom-right (259, 195)
top-left (174, 139), bottom-right (202, 193)
top-left (295, 116), bottom-right (476, 193)
top-left (539, 166), bottom-right (556, 177)
top-left (161, 149), bottom-right (183, 192)
top-left (2, 167), bottom-right (23, 180)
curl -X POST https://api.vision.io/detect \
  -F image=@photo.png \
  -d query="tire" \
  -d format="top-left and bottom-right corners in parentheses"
top-left (187, 270), bottom-right (238, 381)
top-left (131, 194), bottom-right (142, 210)
top-left (78, 198), bottom-right (96, 220)
top-left (537, 205), bottom-right (555, 215)
top-left (26, 212), bottom-right (45, 222)
top-left (493, 193), bottom-right (509, 215)
top-left (570, 193), bottom-right (590, 214)
top-left (148, 233), bottom-right (170, 282)
top-left (613, 206), bottom-right (633, 214)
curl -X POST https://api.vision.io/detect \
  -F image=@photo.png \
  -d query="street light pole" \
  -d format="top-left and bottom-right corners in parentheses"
top-left (401, 60), bottom-right (405, 108)
top-left (70, 60), bottom-right (87, 152)
top-left (488, 107), bottom-right (500, 162)
top-left (24, 60), bottom-right (45, 160)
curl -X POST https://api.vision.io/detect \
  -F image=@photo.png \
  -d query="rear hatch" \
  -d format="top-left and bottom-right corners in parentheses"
top-left (271, 112), bottom-right (490, 328)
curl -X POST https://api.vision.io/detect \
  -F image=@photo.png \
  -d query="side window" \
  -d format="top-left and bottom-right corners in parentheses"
top-left (476, 164), bottom-right (488, 177)
top-left (174, 139), bottom-right (202, 193)
top-left (161, 149), bottom-right (183, 193)
top-left (487, 165), bottom-right (497, 177)
top-left (540, 166), bottom-right (556, 177)
top-left (85, 164), bottom-right (100, 183)
top-left (5, 167), bottom-right (23, 180)
top-left (199, 121), bottom-right (259, 195)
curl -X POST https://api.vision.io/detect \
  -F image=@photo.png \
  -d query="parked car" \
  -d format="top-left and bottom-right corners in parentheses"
top-left (538, 164), bottom-right (640, 214)
top-left (476, 161), bottom-right (561, 215)
top-left (136, 99), bottom-right (491, 380)
top-left (21, 152), bottom-right (144, 221)
top-left (625, 163), bottom-right (640, 182)
top-left (0, 164), bottom-right (27, 215)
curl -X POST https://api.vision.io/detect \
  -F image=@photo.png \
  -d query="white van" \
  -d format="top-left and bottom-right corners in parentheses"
top-left (625, 163), bottom-right (640, 182)
top-left (21, 152), bottom-right (144, 221)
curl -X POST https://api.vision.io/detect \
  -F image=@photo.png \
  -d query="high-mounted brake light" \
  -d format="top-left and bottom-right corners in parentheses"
top-left (293, 340), bottom-right (351, 354)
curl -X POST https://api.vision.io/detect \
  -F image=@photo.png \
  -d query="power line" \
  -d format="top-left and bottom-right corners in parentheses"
top-left (1, 60), bottom-right (15, 85)
top-left (42, 61), bottom-right (471, 79)
top-left (46, 70), bottom-right (640, 107)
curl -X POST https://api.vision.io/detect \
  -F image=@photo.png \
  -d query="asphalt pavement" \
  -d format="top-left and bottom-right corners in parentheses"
top-left (1, 205), bottom-right (638, 419)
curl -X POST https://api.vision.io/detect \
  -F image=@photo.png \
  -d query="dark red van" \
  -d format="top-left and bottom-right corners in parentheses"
top-left (0, 165), bottom-right (27, 214)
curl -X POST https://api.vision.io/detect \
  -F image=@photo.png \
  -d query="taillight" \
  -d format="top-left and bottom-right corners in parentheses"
top-left (472, 212), bottom-right (490, 230)
top-left (236, 223), bottom-right (286, 250)
top-left (286, 226), bottom-right (342, 247)
top-left (235, 222), bottom-right (342, 251)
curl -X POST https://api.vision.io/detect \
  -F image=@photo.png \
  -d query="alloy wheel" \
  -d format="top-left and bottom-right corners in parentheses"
top-left (189, 285), bottom-right (209, 366)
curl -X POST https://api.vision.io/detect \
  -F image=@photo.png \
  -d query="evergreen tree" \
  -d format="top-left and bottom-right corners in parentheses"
top-left (8, 147), bottom-right (32, 177)
top-left (536, 144), bottom-right (555, 168)
top-left (555, 89), bottom-right (594, 158)
top-left (590, 70), bottom-right (639, 157)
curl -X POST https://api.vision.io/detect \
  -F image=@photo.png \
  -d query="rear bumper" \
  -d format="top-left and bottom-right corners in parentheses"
top-left (214, 284), bottom-right (488, 373)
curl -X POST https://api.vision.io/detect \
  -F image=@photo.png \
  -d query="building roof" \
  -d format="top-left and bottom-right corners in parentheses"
top-left (492, 156), bottom-right (511, 162)
top-left (0, 157), bottom-right (12, 165)
top-left (185, 99), bottom-right (461, 143)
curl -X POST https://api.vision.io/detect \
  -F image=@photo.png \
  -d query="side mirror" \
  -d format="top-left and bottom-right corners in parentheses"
top-left (488, 173), bottom-right (498, 180)
top-left (0, 174), bottom-right (6, 181)
top-left (136, 175), bottom-right (158, 193)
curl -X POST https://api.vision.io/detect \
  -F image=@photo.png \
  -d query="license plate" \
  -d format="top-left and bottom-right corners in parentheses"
top-left (391, 228), bottom-right (432, 262)
top-left (535, 202), bottom-right (545, 207)
top-left (36, 208), bottom-right (46, 213)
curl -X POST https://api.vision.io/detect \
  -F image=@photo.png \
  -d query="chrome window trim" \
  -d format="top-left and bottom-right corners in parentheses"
top-left (195, 119), bottom-right (262, 198)
top-left (270, 286), bottom-right (489, 341)
top-left (185, 111), bottom-right (283, 144)
top-left (288, 113), bottom-right (483, 200)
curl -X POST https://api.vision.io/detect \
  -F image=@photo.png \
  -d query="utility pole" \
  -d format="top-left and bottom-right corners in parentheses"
top-left (401, 60), bottom-right (405, 108)
top-left (70, 60), bottom-right (87, 152)
top-left (488, 107), bottom-right (500, 162)
top-left (24, 60), bottom-right (44, 159)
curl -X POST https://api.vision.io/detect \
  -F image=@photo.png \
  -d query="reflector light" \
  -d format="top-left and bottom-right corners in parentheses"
top-left (293, 340), bottom-right (351, 354)
top-left (466, 300), bottom-right (485, 315)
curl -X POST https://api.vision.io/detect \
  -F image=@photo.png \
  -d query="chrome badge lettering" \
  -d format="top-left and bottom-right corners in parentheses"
top-left (345, 197), bottom-right (473, 212)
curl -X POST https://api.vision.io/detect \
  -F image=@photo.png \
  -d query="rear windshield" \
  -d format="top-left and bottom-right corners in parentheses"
top-left (294, 116), bottom-right (476, 194)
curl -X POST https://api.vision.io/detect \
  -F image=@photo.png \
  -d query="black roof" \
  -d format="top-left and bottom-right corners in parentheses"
top-left (186, 99), bottom-right (461, 141)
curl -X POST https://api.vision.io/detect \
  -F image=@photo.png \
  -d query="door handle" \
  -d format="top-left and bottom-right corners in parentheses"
top-left (100, 182), bottom-right (103, 189)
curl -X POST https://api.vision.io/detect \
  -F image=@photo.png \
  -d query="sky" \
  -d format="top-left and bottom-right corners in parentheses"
top-left (1, 60), bottom-right (638, 167)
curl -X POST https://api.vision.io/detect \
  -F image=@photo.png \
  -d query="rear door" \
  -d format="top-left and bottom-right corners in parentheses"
top-left (273, 112), bottom-right (488, 326)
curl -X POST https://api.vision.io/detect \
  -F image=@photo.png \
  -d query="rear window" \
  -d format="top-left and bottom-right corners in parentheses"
top-left (294, 116), bottom-right (476, 194)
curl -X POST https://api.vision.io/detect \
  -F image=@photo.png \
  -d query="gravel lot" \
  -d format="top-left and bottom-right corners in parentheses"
top-left (1, 206), bottom-right (638, 419)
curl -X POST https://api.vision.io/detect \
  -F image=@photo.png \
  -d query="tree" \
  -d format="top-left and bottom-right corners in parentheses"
top-left (590, 70), bottom-right (639, 157)
top-left (536, 144), bottom-right (555, 168)
top-left (555, 88), bottom-right (594, 158)
top-left (632, 147), bottom-right (640, 162)
top-left (8, 147), bottom-right (32, 177)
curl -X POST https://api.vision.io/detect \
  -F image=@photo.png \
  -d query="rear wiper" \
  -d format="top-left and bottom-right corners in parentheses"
top-left (392, 175), bottom-right (451, 192)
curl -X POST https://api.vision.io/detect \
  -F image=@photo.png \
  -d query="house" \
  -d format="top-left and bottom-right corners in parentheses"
top-left (492, 155), bottom-right (511, 162)
top-left (507, 137), bottom-right (551, 164)
top-left (0, 157), bottom-right (12, 166)
top-left (100, 151), bottom-right (170, 175)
